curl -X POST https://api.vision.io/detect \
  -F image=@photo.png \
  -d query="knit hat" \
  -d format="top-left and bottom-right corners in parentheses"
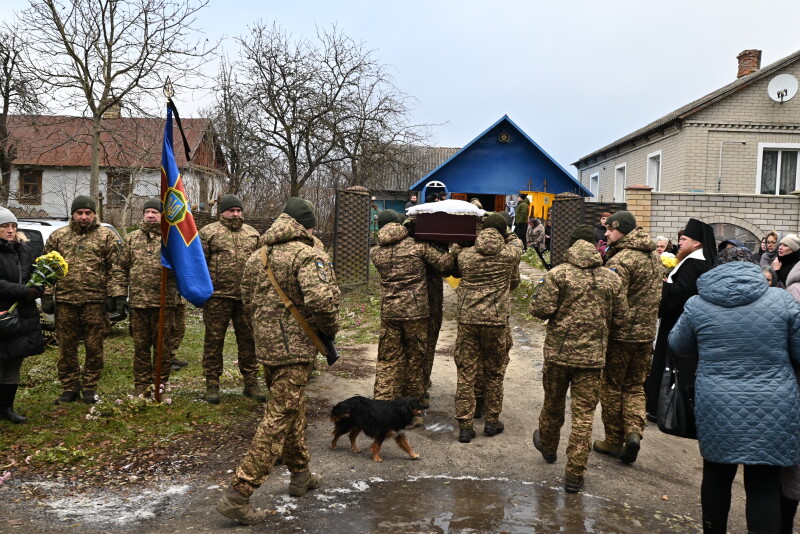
top-left (483, 213), bottom-right (508, 236)
top-left (606, 210), bottom-right (636, 234)
top-left (142, 198), bottom-right (162, 212)
top-left (781, 234), bottom-right (800, 252)
top-left (0, 207), bottom-right (17, 226)
top-left (71, 195), bottom-right (96, 214)
top-left (283, 197), bottom-right (316, 229)
top-left (377, 209), bottom-right (401, 229)
top-left (218, 194), bottom-right (243, 214)
top-left (569, 224), bottom-right (596, 246)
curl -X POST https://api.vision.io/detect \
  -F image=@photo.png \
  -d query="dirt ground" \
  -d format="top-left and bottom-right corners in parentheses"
top-left (0, 263), bottom-right (751, 533)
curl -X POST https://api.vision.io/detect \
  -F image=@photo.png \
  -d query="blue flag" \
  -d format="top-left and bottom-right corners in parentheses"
top-left (160, 105), bottom-right (213, 307)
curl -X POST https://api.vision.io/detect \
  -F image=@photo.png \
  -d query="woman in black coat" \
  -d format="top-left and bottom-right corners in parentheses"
top-left (645, 218), bottom-right (716, 418)
top-left (0, 208), bottom-right (45, 424)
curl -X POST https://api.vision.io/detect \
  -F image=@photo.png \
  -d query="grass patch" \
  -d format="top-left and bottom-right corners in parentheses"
top-left (337, 265), bottom-right (381, 344)
top-left (511, 278), bottom-right (545, 324)
top-left (521, 247), bottom-right (550, 270)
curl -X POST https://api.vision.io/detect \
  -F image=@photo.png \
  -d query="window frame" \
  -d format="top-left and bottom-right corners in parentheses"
top-left (614, 163), bottom-right (627, 202)
top-left (17, 168), bottom-right (43, 205)
top-left (589, 172), bottom-right (599, 200)
top-left (647, 150), bottom-right (662, 191)
top-left (756, 142), bottom-right (800, 195)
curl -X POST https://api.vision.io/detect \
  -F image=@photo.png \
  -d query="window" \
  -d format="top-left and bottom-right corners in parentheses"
top-left (647, 151), bottom-right (662, 190)
top-left (106, 172), bottom-right (130, 207)
top-left (17, 169), bottom-right (42, 205)
top-left (757, 143), bottom-right (800, 195)
top-left (614, 164), bottom-right (626, 202)
top-left (589, 172), bottom-right (599, 200)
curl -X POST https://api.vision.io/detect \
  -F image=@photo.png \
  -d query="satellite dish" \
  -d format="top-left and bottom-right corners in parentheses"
top-left (768, 73), bottom-right (798, 103)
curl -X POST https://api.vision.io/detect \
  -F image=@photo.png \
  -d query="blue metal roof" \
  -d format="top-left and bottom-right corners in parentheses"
top-left (409, 115), bottom-right (591, 197)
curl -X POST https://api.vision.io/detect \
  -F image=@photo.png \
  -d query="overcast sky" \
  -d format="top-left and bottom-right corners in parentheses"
top-left (4, 0), bottom-right (800, 174)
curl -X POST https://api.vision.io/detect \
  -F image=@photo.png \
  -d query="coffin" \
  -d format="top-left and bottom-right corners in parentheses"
top-left (406, 199), bottom-right (484, 243)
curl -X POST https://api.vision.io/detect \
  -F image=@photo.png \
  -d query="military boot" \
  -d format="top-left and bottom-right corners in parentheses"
top-left (533, 429), bottom-right (557, 463)
top-left (55, 390), bottom-right (80, 405)
top-left (420, 391), bottom-right (430, 409)
top-left (473, 396), bottom-right (485, 419)
top-left (82, 390), bottom-right (99, 404)
top-left (216, 486), bottom-right (267, 525)
top-left (593, 439), bottom-right (624, 459)
top-left (564, 472), bottom-right (584, 493)
top-left (288, 470), bottom-right (322, 497)
top-left (484, 421), bottom-right (504, 437)
top-left (205, 384), bottom-right (220, 404)
top-left (619, 432), bottom-right (642, 464)
top-left (458, 426), bottom-right (476, 444)
top-left (242, 379), bottom-right (266, 403)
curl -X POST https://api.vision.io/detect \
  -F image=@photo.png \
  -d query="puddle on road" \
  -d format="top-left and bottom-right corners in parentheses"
top-left (280, 476), bottom-right (701, 534)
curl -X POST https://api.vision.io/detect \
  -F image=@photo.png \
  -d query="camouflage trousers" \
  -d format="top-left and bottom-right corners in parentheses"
top-left (202, 297), bottom-right (259, 385)
top-left (373, 318), bottom-right (428, 401)
top-left (600, 341), bottom-right (652, 444)
top-left (169, 301), bottom-right (186, 360)
top-left (423, 300), bottom-right (443, 389)
top-left (233, 363), bottom-right (312, 497)
top-left (474, 326), bottom-right (512, 400)
top-left (55, 302), bottom-right (109, 392)
top-left (454, 323), bottom-right (509, 429)
top-left (129, 307), bottom-right (176, 388)
top-left (538, 361), bottom-right (601, 477)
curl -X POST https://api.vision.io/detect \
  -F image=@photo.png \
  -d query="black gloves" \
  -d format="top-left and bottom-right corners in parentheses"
top-left (40, 297), bottom-right (55, 315)
top-left (20, 286), bottom-right (42, 303)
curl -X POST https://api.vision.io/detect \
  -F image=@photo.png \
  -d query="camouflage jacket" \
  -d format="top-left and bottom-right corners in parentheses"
top-left (241, 214), bottom-right (340, 366)
top-left (44, 220), bottom-right (118, 304)
top-left (452, 229), bottom-right (522, 325)
top-left (111, 223), bottom-right (180, 308)
top-left (604, 227), bottom-right (662, 343)
top-left (530, 240), bottom-right (628, 368)
top-left (199, 217), bottom-right (260, 299)
top-left (370, 222), bottom-right (452, 321)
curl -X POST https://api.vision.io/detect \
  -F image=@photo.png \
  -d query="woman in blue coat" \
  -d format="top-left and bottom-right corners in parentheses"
top-left (669, 261), bottom-right (800, 534)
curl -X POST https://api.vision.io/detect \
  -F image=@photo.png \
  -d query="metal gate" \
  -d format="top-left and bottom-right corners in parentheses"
top-left (333, 187), bottom-right (372, 287)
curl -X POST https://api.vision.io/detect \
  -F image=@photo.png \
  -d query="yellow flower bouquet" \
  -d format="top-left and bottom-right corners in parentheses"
top-left (661, 251), bottom-right (678, 274)
top-left (3, 251), bottom-right (69, 314)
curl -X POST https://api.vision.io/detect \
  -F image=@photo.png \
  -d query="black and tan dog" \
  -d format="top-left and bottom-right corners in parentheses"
top-left (330, 396), bottom-right (423, 462)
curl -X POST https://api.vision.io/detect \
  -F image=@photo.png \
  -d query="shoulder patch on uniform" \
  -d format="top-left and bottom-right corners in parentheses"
top-left (316, 258), bottom-right (328, 282)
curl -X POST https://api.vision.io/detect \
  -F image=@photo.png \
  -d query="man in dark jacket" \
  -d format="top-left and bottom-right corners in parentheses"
top-left (645, 218), bottom-right (716, 417)
top-left (514, 194), bottom-right (530, 250)
top-left (593, 211), bottom-right (662, 464)
top-left (530, 225), bottom-right (628, 493)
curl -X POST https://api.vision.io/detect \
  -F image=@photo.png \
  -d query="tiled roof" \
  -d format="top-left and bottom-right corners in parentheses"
top-left (573, 49), bottom-right (800, 166)
top-left (7, 114), bottom-right (215, 169)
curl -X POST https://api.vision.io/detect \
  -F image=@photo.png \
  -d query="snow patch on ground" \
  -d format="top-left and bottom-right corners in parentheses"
top-left (44, 484), bottom-right (191, 525)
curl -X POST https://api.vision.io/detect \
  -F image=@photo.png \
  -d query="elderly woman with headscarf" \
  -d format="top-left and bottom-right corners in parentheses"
top-left (0, 207), bottom-right (45, 424)
top-left (645, 218), bottom-right (716, 418)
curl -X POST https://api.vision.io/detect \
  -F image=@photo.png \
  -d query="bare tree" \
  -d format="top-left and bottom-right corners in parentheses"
top-left (0, 24), bottom-right (44, 204)
top-left (18, 0), bottom-right (214, 201)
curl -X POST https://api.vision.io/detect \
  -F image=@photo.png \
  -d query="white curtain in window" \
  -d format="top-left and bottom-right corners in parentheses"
top-left (780, 151), bottom-right (798, 195)
top-left (762, 150), bottom-right (778, 194)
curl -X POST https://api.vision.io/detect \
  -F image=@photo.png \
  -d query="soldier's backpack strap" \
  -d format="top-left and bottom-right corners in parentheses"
top-left (259, 247), bottom-right (329, 357)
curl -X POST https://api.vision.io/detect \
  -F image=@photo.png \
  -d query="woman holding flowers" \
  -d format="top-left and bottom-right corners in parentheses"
top-left (0, 207), bottom-right (45, 423)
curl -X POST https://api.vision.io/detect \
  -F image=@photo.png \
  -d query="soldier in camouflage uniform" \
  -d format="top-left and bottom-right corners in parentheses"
top-left (169, 300), bottom-right (187, 371)
top-left (530, 225), bottom-right (627, 493)
top-left (111, 199), bottom-right (180, 396)
top-left (370, 210), bottom-right (451, 426)
top-left (594, 211), bottom-right (662, 464)
top-left (216, 198), bottom-right (340, 526)
top-left (199, 194), bottom-right (263, 404)
top-left (422, 264), bottom-right (445, 408)
top-left (42, 195), bottom-right (118, 405)
top-left (451, 213), bottom-right (522, 443)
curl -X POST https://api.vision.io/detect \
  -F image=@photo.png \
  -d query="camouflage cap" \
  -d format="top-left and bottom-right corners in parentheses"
top-left (606, 210), bottom-right (636, 234)
top-left (569, 224), bottom-right (596, 246)
top-left (142, 198), bottom-right (162, 212)
top-left (71, 195), bottom-right (96, 214)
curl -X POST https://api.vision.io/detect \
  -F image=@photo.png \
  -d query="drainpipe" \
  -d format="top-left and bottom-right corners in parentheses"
top-left (717, 140), bottom-right (747, 193)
